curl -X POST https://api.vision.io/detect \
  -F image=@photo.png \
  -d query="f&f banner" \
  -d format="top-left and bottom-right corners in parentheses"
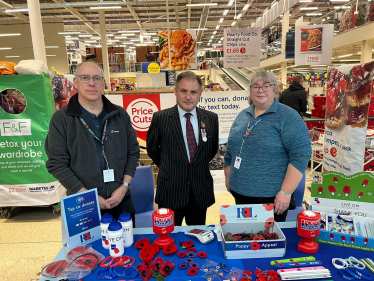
top-left (0, 73), bottom-right (64, 207)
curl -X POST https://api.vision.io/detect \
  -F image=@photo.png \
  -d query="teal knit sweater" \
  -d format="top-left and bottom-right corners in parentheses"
top-left (224, 99), bottom-right (312, 197)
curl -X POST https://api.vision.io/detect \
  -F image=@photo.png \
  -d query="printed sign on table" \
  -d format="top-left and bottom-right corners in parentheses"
top-left (61, 189), bottom-right (101, 248)
top-left (224, 28), bottom-right (261, 68)
top-left (323, 63), bottom-right (374, 175)
top-left (295, 24), bottom-right (333, 65)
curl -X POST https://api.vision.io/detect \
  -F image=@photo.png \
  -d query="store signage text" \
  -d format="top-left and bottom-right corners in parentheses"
top-left (0, 119), bottom-right (32, 136)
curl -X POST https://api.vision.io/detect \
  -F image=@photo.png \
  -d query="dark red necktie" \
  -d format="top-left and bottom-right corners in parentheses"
top-left (185, 113), bottom-right (197, 163)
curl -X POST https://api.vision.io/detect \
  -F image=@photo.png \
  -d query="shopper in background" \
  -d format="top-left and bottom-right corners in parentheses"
top-left (147, 71), bottom-right (219, 226)
top-left (224, 71), bottom-right (311, 222)
top-left (280, 75), bottom-right (307, 116)
top-left (45, 62), bottom-right (139, 224)
top-left (109, 47), bottom-right (121, 72)
top-left (86, 48), bottom-right (98, 63)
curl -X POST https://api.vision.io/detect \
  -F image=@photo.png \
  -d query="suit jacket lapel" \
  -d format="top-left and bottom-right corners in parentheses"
top-left (169, 105), bottom-right (189, 163)
top-left (193, 107), bottom-right (207, 162)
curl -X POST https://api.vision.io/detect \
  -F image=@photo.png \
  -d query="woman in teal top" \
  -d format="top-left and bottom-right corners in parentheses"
top-left (224, 71), bottom-right (312, 222)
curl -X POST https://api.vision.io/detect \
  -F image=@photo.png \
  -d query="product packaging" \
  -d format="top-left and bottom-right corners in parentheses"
top-left (108, 221), bottom-right (124, 257)
top-left (100, 213), bottom-right (114, 249)
top-left (300, 27), bottom-right (323, 53)
top-left (119, 211), bottom-right (134, 248)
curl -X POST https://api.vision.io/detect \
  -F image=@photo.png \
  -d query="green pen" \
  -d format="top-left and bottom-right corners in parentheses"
top-left (361, 259), bottom-right (374, 274)
top-left (270, 256), bottom-right (316, 266)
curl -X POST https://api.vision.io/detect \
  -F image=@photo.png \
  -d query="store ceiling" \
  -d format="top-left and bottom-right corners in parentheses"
top-left (0, 0), bottom-right (363, 52)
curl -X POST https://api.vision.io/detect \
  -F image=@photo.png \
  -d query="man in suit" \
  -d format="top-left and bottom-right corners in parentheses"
top-left (147, 71), bottom-right (219, 226)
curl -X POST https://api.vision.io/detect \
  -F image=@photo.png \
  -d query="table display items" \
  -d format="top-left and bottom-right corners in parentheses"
top-left (107, 221), bottom-right (124, 257)
top-left (297, 210), bottom-right (321, 254)
top-left (277, 266), bottom-right (332, 280)
top-left (361, 258), bottom-right (374, 274)
top-left (270, 256), bottom-right (316, 265)
top-left (184, 228), bottom-right (215, 244)
top-left (100, 213), bottom-right (114, 249)
top-left (332, 256), bottom-right (373, 281)
top-left (152, 208), bottom-right (175, 249)
top-left (119, 211), bottom-right (134, 248)
top-left (41, 245), bottom-right (103, 280)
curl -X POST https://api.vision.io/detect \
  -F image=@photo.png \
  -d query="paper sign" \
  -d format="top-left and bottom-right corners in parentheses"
top-left (61, 189), bottom-right (101, 248)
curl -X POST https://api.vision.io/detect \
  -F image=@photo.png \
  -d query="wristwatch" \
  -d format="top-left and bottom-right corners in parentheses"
top-left (122, 182), bottom-right (131, 191)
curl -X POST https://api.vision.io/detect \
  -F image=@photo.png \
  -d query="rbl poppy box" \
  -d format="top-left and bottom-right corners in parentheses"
top-left (218, 204), bottom-right (286, 259)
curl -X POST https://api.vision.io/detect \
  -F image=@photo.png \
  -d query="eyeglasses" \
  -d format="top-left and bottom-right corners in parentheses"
top-left (251, 84), bottom-right (273, 92)
top-left (78, 75), bottom-right (104, 84)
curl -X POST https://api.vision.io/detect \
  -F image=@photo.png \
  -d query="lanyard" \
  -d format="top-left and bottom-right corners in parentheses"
top-left (79, 117), bottom-right (110, 169)
top-left (238, 114), bottom-right (266, 158)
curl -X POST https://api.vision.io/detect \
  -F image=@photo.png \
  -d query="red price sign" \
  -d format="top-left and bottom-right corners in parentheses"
top-left (226, 48), bottom-right (240, 53)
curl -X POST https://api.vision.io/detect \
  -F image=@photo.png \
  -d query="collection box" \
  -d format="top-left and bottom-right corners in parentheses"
top-left (311, 171), bottom-right (374, 252)
top-left (218, 204), bottom-right (286, 259)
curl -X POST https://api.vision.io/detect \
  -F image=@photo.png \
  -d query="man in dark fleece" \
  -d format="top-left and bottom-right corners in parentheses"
top-left (280, 75), bottom-right (307, 116)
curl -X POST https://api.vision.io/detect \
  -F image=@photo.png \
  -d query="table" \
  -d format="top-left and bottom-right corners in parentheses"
top-left (38, 223), bottom-right (374, 281)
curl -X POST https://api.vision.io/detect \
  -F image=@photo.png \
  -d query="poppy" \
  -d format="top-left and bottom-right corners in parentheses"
top-left (241, 278), bottom-right (250, 281)
top-left (197, 251), bottom-right (207, 258)
top-left (251, 241), bottom-right (260, 251)
top-left (137, 263), bottom-right (152, 281)
top-left (243, 270), bottom-right (252, 276)
top-left (221, 205), bottom-right (230, 208)
top-left (148, 243), bottom-right (159, 255)
top-left (220, 214), bottom-right (228, 226)
top-left (262, 204), bottom-right (274, 211)
top-left (152, 257), bottom-right (165, 272)
top-left (135, 238), bottom-right (150, 249)
top-left (177, 251), bottom-right (187, 258)
top-left (45, 260), bottom-right (69, 277)
top-left (179, 262), bottom-right (188, 270)
top-left (265, 217), bottom-right (274, 229)
top-left (159, 260), bottom-right (175, 276)
top-left (163, 245), bottom-right (178, 255)
top-left (255, 269), bottom-right (263, 277)
top-left (257, 235), bottom-right (265, 240)
top-left (269, 277), bottom-right (281, 281)
top-left (187, 247), bottom-right (197, 252)
top-left (181, 240), bottom-right (194, 249)
top-left (186, 251), bottom-right (196, 258)
top-left (139, 246), bottom-right (155, 262)
top-left (268, 270), bottom-right (278, 278)
top-left (188, 267), bottom-right (198, 276)
top-left (73, 253), bottom-right (100, 270)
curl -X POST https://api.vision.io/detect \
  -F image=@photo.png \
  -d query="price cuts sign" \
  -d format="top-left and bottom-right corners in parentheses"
top-left (224, 27), bottom-right (261, 68)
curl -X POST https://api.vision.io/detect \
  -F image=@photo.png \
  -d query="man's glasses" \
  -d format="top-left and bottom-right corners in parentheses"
top-left (251, 83), bottom-right (273, 92)
top-left (78, 75), bottom-right (104, 84)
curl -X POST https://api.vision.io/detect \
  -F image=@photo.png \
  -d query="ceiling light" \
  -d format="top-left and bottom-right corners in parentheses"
top-left (107, 42), bottom-right (113, 45)
top-left (131, 39), bottom-right (141, 42)
top-left (187, 28), bottom-right (208, 30)
top-left (197, 41), bottom-right (203, 43)
top-left (152, 38), bottom-right (159, 41)
top-left (59, 32), bottom-right (80, 35)
top-left (299, 0), bottom-right (313, 2)
top-left (207, 43), bottom-right (211, 46)
top-left (300, 7), bottom-right (318, 10)
top-left (209, 39), bottom-right (212, 42)
top-left (237, 13), bottom-right (242, 19)
top-left (219, 18), bottom-right (224, 23)
top-left (89, 6), bottom-right (122, 9)
top-left (135, 44), bottom-right (148, 46)
top-left (223, 9), bottom-right (229, 15)
top-left (231, 21), bottom-right (236, 26)
top-left (357, 51), bottom-right (361, 54)
top-left (115, 36), bottom-right (127, 39)
top-left (106, 34), bottom-right (114, 36)
top-left (91, 36), bottom-right (101, 39)
top-left (211, 35), bottom-right (215, 39)
top-left (66, 41), bottom-right (74, 43)
top-left (228, 0), bottom-right (234, 6)
top-left (68, 37), bottom-right (78, 40)
top-left (78, 34), bottom-right (92, 37)
top-left (213, 31), bottom-right (217, 34)
top-left (330, 0), bottom-right (349, 1)
top-left (216, 25), bottom-right (220, 29)
top-left (46, 55), bottom-right (56, 57)
top-left (243, 4), bottom-right (250, 10)
top-left (0, 33), bottom-right (21, 37)
top-left (143, 33), bottom-right (157, 35)
top-left (338, 54), bottom-right (353, 58)
top-left (204, 48), bottom-right (213, 50)
top-left (5, 8), bottom-right (28, 13)
top-left (212, 43), bottom-right (222, 46)
top-left (186, 2), bottom-right (218, 6)
top-left (95, 45), bottom-right (102, 47)
top-left (6, 55), bottom-right (20, 58)
top-left (256, 17), bottom-right (261, 21)
top-left (119, 30), bottom-right (140, 33)
top-left (45, 46), bottom-right (59, 48)
top-left (121, 42), bottom-right (133, 44)
top-left (109, 39), bottom-right (120, 42)
top-left (339, 59), bottom-right (360, 62)
top-left (306, 13), bottom-right (322, 15)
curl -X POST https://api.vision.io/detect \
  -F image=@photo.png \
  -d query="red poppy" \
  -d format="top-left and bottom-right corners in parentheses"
top-left (163, 245), bottom-right (178, 255)
top-left (114, 248), bottom-right (119, 254)
top-left (188, 267), bottom-right (198, 276)
top-left (104, 240), bottom-right (109, 245)
top-left (264, 230), bottom-right (272, 238)
top-left (220, 214), bottom-right (227, 226)
top-left (137, 263), bottom-right (152, 281)
top-left (45, 260), bottom-right (69, 277)
top-left (255, 269), bottom-right (263, 277)
top-left (343, 186), bottom-right (351, 194)
top-left (148, 243), bottom-right (159, 255)
top-left (243, 270), bottom-right (252, 276)
top-left (181, 240), bottom-right (194, 249)
top-left (350, 237), bottom-right (355, 243)
top-left (221, 205), bottom-right (230, 208)
top-left (333, 177), bottom-right (338, 182)
top-left (358, 192), bottom-right (364, 198)
top-left (265, 217), bottom-right (274, 229)
top-left (364, 238), bottom-right (369, 243)
top-left (187, 247), bottom-right (197, 252)
top-left (263, 204), bottom-right (274, 211)
top-left (268, 270), bottom-right (278, 278)
top-left (251, 241), bottom-right (261, 251)
top-left (197, 251), bottom-right (207, 258)
top-left (159, 260), bottom-right (175, 276)
top-left (269, 277), bottom-right (281, 281)
top-left (363, 179), bottom-right (369, 185)
top-left (329, 233), bottom-right (334, 239)
top-left (318, 186), bottom-right (323, 193)
top-left (241, 278), bottom-right (250, 281)
top-left (139, 246), bottom-right (155, 262)
top-left (177, 251), bottom-right (187, 258)
top-left (257, 235), bottom-right (265, 240)
top-left (152, 257), bottom-right (165, 272)
top-left (135, 238), bottom-right (150, 249)
top-left (341, 236), bottom-right (346, 242)
top-left (328, 185), bottom-right (336, 193)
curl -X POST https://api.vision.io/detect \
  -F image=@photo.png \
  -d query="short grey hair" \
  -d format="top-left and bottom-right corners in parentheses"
top-left (176, 71), bottom-right (203, 91)
top-left (75, 62), bottom-right (104, 77)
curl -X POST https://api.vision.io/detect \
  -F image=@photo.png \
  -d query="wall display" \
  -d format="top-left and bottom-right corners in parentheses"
top-left (158, 29), bottom-right (197, 70)
top-left (323, 63), bottom-right (374, 175)
top-left (61, 189), bottom-right (101, 248)
top-left (0, 74), bottom-right (63, 207)
top-left (224, 28), bottom-right (261, 68)
top-left (295, 25), bottom-right (334, 65)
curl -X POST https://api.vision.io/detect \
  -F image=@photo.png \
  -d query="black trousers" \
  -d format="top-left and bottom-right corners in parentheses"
top-left (159, 190), bottom-right (207, 226)
top-left (101, 194), bottom-right (136, 228)
top-left (230, 190), bottom-right (288, 222)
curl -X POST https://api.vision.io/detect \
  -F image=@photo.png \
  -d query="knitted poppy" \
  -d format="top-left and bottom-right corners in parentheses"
top-left (45, 260), bottom-right (69, 277)
top-left (177, 251), bottom-right (187, 258)
top-left (159, 260), bottom-right (175, 276)
top-left (243, 270), bottom-right (252, 276)
top-left (152, 257), bottom-right (165, 272)
top-left (148, 243), bottom-right (159, 255)
top-left (135, 238), bottom-right (150, 249)
top-left (267, 270), bottom-right (278, 278)
top-left (179, 262), bottom-right (188, 270)
top-left (255, 269), bottom-right (263, 277)
top-left (188, 267), bottom-right (198, 276)
top-left (136, 263), bottom-right (152, 281)
top-left (187, 247), bottom-right (197, 252)
top-left (163, 245), bottom-right (178, 255)
top-left (197, 251), bottom-right (207, 258)
top-left (139, 246), bottom-right (155, 262)
top-left (251, 241), bottom-right (261, 251)
top-left (180, 240), bottom-right (194, 249)
top-left (240, 278), bottom-right (250, 281)
top-left (269, 277), bottom-right (281, 281)
top-left (186, 251), bottom-right (196, 258)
